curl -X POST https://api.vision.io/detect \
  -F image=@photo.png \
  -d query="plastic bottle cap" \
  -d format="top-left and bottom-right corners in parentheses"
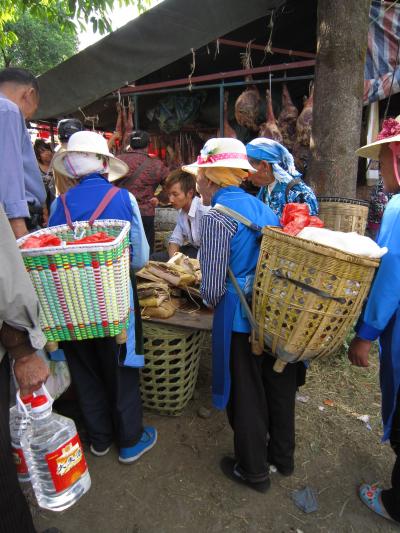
top-left (30, 395), bottom-right (49, 409)
top-left (21, 394), bottom-right (35, 404)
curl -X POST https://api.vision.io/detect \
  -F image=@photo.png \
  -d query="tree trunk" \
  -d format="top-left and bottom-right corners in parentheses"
top-left (307, 0), bottom-right (371, 198)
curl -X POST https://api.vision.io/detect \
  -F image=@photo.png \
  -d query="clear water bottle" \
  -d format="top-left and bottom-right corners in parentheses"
top-left (21, 387), bottom-right (91, 512)
top-left (10, 394), bottom-right (34, 483)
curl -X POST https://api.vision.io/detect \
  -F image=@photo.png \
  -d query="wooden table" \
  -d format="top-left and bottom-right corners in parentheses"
top-left (142, 307), bottom-right (213, 331)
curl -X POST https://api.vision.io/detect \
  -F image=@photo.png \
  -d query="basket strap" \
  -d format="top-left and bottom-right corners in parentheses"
top-left (214, 203), bottom-right (262, 232)
top-left (88, 187), bottom-right (120, 226)
top-left (60, 193), bottom-right (74, 230)
top-left (284, 178), bottom-right (303, 203)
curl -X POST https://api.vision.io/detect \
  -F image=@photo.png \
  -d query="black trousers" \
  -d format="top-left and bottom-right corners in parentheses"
top-left (141, 215), bottom-right (155, 254)
top-left (381, 391), bottom-right (400, 522)
top-left (62, 337), bottom-right (143, 450)
top-left (0, 356), bottom-right (35, 533)
top-left (226, 333), bottom-right (302, 483)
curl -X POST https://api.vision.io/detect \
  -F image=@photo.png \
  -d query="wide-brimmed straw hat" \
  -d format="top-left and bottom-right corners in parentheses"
top-left (52, 131), bottom-right (128, 181)
top-left (357, 116), bottom-right (400, 160)
top-left (182, 138), bottom-right (256, 175)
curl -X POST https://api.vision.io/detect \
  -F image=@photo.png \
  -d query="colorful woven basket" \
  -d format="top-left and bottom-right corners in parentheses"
top-left (317, 197), bottom-right (369, 235)
top-left (252, 227), bottom-right (379, 368)
top-left (18, 220), bottom-right (131, 342)
top-left (140, 323), bottom-right (205, 416)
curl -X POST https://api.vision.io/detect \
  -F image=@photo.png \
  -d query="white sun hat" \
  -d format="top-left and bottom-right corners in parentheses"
top-left (357, 116), bottom-right (400, 160)
top-left (52, 130), bottom-right (129, 181)
top-left (182, 137), bottom-right (257, 175)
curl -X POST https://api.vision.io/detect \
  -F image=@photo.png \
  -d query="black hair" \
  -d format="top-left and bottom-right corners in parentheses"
top-left (130, 130), bottom-right (149, 150)
top-left (0, 67), bottom-right (39, 93)
top-left (34, 139), bottom-right (52, 162)
top-left (165, 169), bottom-right (196, 195)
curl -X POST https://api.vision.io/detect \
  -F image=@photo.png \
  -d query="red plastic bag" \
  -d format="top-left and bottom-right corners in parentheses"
top-left (67, 232), bottom-right (114, 245)
top-left (21, 234), bottom-right (62, 249)
top-left (280, 203), bottom-right (324, 236)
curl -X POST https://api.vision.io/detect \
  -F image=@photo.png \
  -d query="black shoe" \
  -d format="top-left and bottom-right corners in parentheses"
top-left (220, 456), bottom-right (271, 493)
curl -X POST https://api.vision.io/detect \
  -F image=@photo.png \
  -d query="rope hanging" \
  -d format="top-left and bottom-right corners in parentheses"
top-left (188, 48), bottom-right (196, 91)
top-left (78, 107), bottom-right (99, 130)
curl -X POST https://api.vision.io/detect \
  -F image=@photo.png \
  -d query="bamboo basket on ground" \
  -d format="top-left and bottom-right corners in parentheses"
top-left (317, 197), bottom-right (369, 234)
top-left (18, 220), bottom-right (131, 347)
top-left (154, 230), bottom-right (172, 253)
top-left (252, 227), bottom-right (380, 371)
top-left (140, 323), bottom-right (206, 416)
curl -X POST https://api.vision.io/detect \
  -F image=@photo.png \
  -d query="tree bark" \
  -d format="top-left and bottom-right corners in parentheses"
top-left (307, 0), bottom-right (371, 198)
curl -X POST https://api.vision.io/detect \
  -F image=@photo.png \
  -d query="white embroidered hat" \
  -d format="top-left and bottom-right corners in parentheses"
top-left (182, 137), bottom-right (257, 175)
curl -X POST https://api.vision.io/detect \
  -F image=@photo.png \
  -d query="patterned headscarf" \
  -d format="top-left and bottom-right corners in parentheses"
top-left (246, 138), bottom-right (301, 184)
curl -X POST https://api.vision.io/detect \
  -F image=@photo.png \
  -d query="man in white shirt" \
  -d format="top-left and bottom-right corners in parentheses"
top-left (151, 169), bottom-right (210, 260)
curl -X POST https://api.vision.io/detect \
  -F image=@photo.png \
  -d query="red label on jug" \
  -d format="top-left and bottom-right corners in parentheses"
top-left (45, 434), bottom-right (87, 493)
top-left (12, 446), bottom-right (28, 475)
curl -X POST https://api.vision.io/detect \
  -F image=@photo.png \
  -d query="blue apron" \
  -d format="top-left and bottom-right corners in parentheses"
top-left (49, 173), bottom-right (144, 368)
top-left (210, 186), bottom-right (279, 409)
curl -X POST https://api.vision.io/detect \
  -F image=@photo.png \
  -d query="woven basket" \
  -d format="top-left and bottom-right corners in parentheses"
top-left (140, 323), bottom-right (205, 415)
top-left (18, 220), bottom-right (131, 343)
top-left (252, 227), bottom-right (379, 364)
top-left (154, 230), bottom-right (172, 253)
top-left (318, 197), bottom-right (369, 234)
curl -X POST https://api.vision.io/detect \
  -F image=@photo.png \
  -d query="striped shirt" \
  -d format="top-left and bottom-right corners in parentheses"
top-left (199, 209), bottom-right (238, 307)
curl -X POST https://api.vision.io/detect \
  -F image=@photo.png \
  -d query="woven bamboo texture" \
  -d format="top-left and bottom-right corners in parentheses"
top-left (19, 220), bottom-right (131, 342)
top-left (252, 227), bottom-right (379, 363)
top-left (318, 197), bottom-right (369, 234)
top-left (154, 230), bottom-right (172, 253)
top-left (140, 323), bottom-right (205, 415)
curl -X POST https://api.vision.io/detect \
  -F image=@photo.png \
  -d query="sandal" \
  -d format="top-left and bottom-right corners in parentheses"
top-left (359, 483), bottom-right (397, 523)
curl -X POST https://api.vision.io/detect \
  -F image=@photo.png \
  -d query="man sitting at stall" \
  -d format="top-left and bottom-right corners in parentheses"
top-left (151, 169), bottom-right (210, 261)
top-left (183, 138), bottom-right (306, 492)
top-left (50, 131), bottom-right (157, 464)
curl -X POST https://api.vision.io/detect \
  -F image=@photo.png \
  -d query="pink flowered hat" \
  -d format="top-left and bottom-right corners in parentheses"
top-left (182, 138), bottom-right (256, 175)
top-left (357, 116), bottom-right (400, 160)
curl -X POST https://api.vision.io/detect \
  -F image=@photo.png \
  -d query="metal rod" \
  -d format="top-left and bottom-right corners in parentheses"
top-left (119, 59), bottom-right (315, 94)
top-left (217, 38), bottom-right (316, 59)
top-left (219, 83), bottom-right (224, 136)
top-left (110, 74), bottom-right (314, 99)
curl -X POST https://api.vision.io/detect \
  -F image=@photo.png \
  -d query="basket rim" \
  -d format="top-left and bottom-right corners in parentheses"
top-left (261, 226), bottom-right (380, 268)
top-left (18, 219), bottom-right (131, 256)
top-left (317, 196), bottom-right (369, 207)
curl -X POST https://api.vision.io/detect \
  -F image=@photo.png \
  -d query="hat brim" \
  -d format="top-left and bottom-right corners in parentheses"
top-left (356, 134), bottom-right (400, 160)
top-left (52, 150), bottom-right (129, 182)
top-left (182, 160), bottom-right (257, 176)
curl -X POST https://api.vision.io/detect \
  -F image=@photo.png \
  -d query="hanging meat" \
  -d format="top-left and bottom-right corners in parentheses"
top-left (122, 100), bottom-right (134, 150)
top-left (218, 91), bottom-right (237, 138)
top-left (258, 89), bottom-right (283, 142)
top-left (234, 77), bottom-right (261, 131)
top-left (295, 86), bottom-right (314, 146)
top-left (277, 84), bottom-right (298, 150)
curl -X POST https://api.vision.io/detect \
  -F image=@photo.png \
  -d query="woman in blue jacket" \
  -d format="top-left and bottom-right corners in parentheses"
top-left (50, 131), bottom-right (156, 464)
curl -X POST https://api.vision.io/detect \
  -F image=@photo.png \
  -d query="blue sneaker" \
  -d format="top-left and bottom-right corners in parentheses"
top-left (119, 426), bottom-right (157, 464)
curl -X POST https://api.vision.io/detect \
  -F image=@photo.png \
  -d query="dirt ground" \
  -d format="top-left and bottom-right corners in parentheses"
top-left (33, 338), bottom-right (398, 533)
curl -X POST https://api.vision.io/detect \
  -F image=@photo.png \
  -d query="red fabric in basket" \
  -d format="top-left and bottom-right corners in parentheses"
top-left (66, 232), bottom-right (114, 245)
top-left (21, 234), bottom-right (62, 249)
top-left (280, 203), bottom-right (324, 236)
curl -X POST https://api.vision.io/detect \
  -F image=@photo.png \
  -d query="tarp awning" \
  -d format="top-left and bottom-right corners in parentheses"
top-left (35, 0), bottom-right (283, 119)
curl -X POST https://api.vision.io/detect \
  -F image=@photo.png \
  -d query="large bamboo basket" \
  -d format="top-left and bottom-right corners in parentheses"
top-left (252, 227), bottom-right (379, 370)
top-left (317, 197), bottom-right (369, 234)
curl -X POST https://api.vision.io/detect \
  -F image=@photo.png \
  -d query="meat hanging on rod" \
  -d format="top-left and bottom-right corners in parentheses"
top-left (234, 76), bottom-right (261, 131)
top-left (292, 85), bottom-right (314, 174)
top-left (218, 91), bottom-right (237, 138)
top-left (277, 83), bottom-right (298, 150)
top-left (122, 99), bottom-right (134, 150)
top-left (258, 89), bottom-right (283, 142)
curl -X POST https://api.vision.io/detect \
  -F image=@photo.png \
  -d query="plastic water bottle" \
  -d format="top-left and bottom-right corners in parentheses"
top-left (20, 387), bottom-right (91, 512)
top-left (10, 394), bottom-right (34, 483)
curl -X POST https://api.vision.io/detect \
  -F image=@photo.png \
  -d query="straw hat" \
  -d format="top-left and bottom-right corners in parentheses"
top-left (357, 116), bottom-right (400, 160)
top-left (52, 131), bottom-right (128, 181)
top-left (182, 138), bottom-right (256, 175)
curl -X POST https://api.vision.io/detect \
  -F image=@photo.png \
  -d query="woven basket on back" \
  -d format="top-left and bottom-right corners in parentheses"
top-left (140, 323), bottom-right (205, 416)
top-left (317, 197), bottom-right (369, 234)
top-left (252, 227), bottom-right (379, 365)
top-left (18, 220), bottom-right (131, 343)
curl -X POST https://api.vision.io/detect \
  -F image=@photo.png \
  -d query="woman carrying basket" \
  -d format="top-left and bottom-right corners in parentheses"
top-left (183, 138), bottom-right (305, 492)
top-left (245, 137), bottom-right (318, 218)
top-left (49, 131), bottom-right (157, 464)
top-left (348, 117), bottom-right (400, 525)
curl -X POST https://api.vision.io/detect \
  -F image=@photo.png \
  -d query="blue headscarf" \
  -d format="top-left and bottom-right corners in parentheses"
top-left (246, 138), bottom-right (301, 184)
